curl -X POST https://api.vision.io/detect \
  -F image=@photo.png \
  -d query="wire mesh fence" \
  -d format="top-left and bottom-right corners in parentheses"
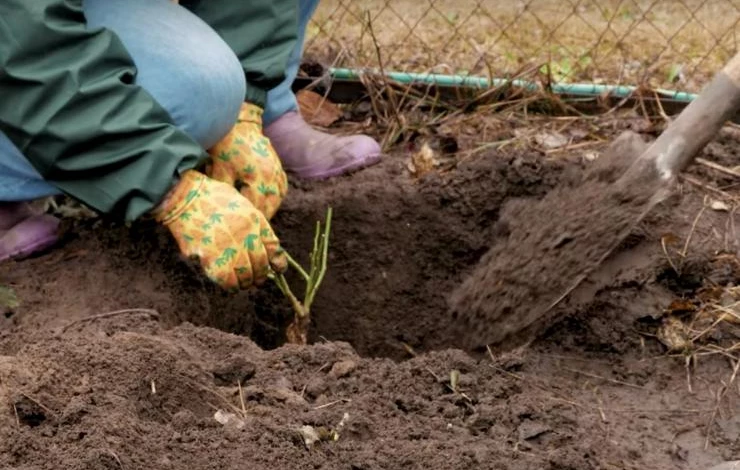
top-left (304, 0), bottom-right (739, 94)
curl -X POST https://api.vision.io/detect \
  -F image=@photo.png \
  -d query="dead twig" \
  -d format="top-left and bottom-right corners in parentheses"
top-left (680, 202), bottom-right (707, 260)
top-left (238, 380), bottom-right (247, 415)
top-left (696, 157), bottom-right (740, 180)
top-left (60, 308), bottom-right (160, 332)
top-left (681, 175), bottom-right (738, 202)
top-left (544, 140), bottom-right (605, 155)
top-left (17, 391), bottom-right (57, 419)
top-left (364, 11), bottom-right (405, 149)
top-left (652, 88), bottom-right (672, 123)
top-left (12, 403), bottom-right (19, 427)
top-left (313, 398), bottom-right (351, 410)
top-left (561, 366), bottom-right (646, 390)
top-left (425, 365), bottom-right (474, 406)
top-left (107, 449), bottom-right (125, 470)
top-left (661, 235), bottom-right (681, 276)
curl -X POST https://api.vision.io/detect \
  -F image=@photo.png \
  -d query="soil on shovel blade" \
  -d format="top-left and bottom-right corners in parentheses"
top-left (1, 129), bottom-right (739, 470)
top-left (449, 131), bottom-right (665, 350)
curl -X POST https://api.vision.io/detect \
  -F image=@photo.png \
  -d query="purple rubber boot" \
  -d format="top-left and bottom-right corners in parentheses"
top-left (0, 202), bottom-right (60, 262)
top-left (263, 111), bottom-right (382, 180)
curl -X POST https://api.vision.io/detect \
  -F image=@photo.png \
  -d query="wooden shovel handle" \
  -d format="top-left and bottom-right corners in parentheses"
top-left (628, 52), bottom-right (740, 182)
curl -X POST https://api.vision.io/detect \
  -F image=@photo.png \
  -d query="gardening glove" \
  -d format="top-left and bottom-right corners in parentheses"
top-left (206, 102), bottom-right (288, 220)
top-left (152, 169), bottom-right (287, 291)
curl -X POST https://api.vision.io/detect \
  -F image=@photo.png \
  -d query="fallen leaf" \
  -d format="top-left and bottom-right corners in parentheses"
top-left (213, 409), bottom-right (245, 429)
top-left (568, 128), bottom-right (590, 140)
top-left (696, 286), bottom-right (725, 303)
top-left (710, 199), bottom-right (730, 212)
top-left (408, 142), bottom-right (439, 177)
top-left (666, 299), bottom-right (697, 315)
top-left (661, 233), bottom-right (682, 247)
top-left (297, 90), bottom-right (342, 127)
top-left (534, 131), bottom-right (568, 149)
top-left (297, 425), bottom-right (321, 447)
top-left (296, 425), bottom-right (338, 448)
top-left (657, 316), bottom-right (692, 352)
top-left (583, 151), bottom-right (599, 162)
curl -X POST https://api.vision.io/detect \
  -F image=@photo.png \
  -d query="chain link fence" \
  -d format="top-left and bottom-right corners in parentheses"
top-left (304, 0), bottom-right (739, 94)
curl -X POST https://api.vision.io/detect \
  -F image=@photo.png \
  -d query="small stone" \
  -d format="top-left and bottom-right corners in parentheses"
top-left (214, 409), bottom-right (245, 430)
top-left (518, 419), bottom-right (551, 441)
top-left (269, 387), bottom-right (307, 407)
top-left (304, 377), bottom-right (329, 399)
top-left (297, 425), bottom-right (322, 447)
top-left (211, 356), bottom-right (256, 386)
top-left (172, 409), bottom-right (197, 430)
top-left (329, 360), bottom-right (357, 379)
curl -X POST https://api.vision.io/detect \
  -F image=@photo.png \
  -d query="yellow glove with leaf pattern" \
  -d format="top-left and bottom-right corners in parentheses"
top-left (152, 170), bottom-right (287, 291)
top-left (206, 103), bottom-right (288, 220)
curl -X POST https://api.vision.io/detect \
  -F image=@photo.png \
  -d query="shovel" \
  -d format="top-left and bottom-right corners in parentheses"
top-left (449, 52), bottom-right (740, 351)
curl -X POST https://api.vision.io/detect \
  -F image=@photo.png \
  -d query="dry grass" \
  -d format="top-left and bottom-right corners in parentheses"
top-left (306, 0), bottom-right (739, 93)
top-left (300, 0), bottom-right (739, 193)
top-left (309, 61), bottom-right (670, 161)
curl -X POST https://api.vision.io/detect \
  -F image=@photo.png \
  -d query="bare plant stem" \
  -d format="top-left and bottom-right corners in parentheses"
top-left (268, 207), bottom-right (333, 344)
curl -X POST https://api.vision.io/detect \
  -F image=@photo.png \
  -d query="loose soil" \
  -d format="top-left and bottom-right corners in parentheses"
top-left (1, 127), bottom-right (739, 470)
top-left (449, 131), bottom-right (667, 350)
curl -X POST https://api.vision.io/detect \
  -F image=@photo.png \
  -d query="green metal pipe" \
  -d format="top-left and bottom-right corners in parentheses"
top-left (329, 67), bottom-right (698, 102)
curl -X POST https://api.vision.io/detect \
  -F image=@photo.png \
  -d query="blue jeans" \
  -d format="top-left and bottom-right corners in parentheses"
top-left (263, 0), bottom-right (321, 127)
top-left (0, 0), bottom-right (319, 202)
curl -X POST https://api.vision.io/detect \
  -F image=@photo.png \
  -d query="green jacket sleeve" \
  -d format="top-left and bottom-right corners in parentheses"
top-left (0, 0), bottom-right (207, 221)
top-left (184, 0), bottom-right (298, 107)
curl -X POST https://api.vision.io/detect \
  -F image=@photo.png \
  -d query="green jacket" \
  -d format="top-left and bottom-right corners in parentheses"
top-left (0, 0), bottom-right (297, 221)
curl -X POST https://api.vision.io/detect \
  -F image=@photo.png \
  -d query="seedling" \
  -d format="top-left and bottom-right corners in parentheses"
top-left (268, 207), bottom-right (333, 344)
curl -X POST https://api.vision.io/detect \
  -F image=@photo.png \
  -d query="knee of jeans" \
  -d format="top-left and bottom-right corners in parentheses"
top-left (172, 53), bottom-right (247, 150)
top-left (82, 0), bottom-right (246, 150)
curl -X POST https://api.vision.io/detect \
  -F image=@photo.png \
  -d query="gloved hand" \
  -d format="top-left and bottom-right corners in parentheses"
top-left (152, 169), bottom-right (287, 291)
top-left (206, 102), bottom-right (288, 220)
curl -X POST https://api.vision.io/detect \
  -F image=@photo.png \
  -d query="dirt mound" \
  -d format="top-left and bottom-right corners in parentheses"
top-left (1, 318), bottom-right (737, 470)
top-left (1, 133), bottom-right (739, 469)
top-left (0, 323), bottom-right (638, 470)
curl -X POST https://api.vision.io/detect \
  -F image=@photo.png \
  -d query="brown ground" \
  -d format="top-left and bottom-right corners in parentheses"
top-left (1, 124), bottom-right (739, 470)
